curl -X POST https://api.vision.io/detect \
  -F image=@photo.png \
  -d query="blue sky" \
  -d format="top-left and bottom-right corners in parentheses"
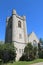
top-left (0, 0), bottom-right (43, 41)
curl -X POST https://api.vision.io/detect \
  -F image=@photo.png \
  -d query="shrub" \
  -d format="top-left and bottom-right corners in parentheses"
top-left (20, 43), bottom-right (37, 61)
top-left (0, 43), bottom-right (16, 63)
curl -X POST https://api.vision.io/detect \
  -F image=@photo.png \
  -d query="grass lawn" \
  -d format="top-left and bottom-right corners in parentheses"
top-left (3, 59), bottom-right (43, 65)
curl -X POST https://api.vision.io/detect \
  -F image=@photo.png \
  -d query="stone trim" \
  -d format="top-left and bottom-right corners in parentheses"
top-left (12, 41), bottom-right (26, 44)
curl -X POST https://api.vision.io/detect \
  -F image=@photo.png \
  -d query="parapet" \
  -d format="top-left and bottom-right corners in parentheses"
top-left (12, 9), bottom-right (26, 20)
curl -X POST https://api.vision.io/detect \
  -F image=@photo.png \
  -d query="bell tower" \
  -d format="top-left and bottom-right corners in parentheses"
top-left (12, 10), bottom-right (28, 43)
top-left (5, 9), bottom-right (28, 61)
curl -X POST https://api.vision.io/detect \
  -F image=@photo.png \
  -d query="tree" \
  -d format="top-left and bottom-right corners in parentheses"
top-left (0, 43), bottom-right (16, 63)
top-left (39, 38), bottom-right (43, 45)
top-left (24, 43), bottom-right (33, 60)
top-left (20, 43), bottom-right (37, 61)
top-left (33, 46), bottom-right (38, 58)
top-left (38, 42), bottom-right (43, 58)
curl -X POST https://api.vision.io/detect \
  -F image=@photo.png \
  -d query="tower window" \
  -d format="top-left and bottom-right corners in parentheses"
top-left (18, 21), bottom-right (21, 28)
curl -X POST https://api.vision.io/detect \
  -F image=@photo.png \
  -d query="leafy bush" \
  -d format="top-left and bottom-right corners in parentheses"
top-left (0, 43), bottom-right (16, 63)
top-left (20, 43), bottom-right (38, 61)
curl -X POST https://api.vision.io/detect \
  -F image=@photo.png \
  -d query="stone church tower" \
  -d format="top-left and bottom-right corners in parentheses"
top-left (5, 9), bottom-right (28, 61)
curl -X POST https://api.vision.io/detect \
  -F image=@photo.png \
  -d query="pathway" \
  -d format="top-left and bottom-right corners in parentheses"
top-left (31, 62), bottom-right (43, 65)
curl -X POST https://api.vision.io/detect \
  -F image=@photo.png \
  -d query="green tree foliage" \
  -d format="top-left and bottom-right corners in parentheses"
top-left (20, 43), bottom-right (37, 61)
top-left (0, 43), bottom-right (16, 63)
top-left (38, 43), bottom-right (43, 58)
top-left (39, 38), bottom-right (43, 45)
top-left (38, 38), bottom-right (43, 58)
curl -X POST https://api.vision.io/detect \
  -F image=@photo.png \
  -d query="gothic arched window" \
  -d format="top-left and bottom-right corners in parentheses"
top-left (33, 40), bottom-right (37, 47)
top-left (18, 21), bottom-right (21, 28)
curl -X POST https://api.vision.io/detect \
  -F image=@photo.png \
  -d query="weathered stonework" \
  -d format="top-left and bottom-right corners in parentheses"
top-left (5, 9), bottom-right (39, 61)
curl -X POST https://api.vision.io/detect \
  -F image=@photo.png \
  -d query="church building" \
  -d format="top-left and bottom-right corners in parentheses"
top-left (5, 9), bottom-right (39, 61)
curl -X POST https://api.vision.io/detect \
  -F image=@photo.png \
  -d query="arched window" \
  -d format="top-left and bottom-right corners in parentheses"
top-left (33, 40), bottom-right (37, 47)
top-left (18, 21), bottom-right (21, 28)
